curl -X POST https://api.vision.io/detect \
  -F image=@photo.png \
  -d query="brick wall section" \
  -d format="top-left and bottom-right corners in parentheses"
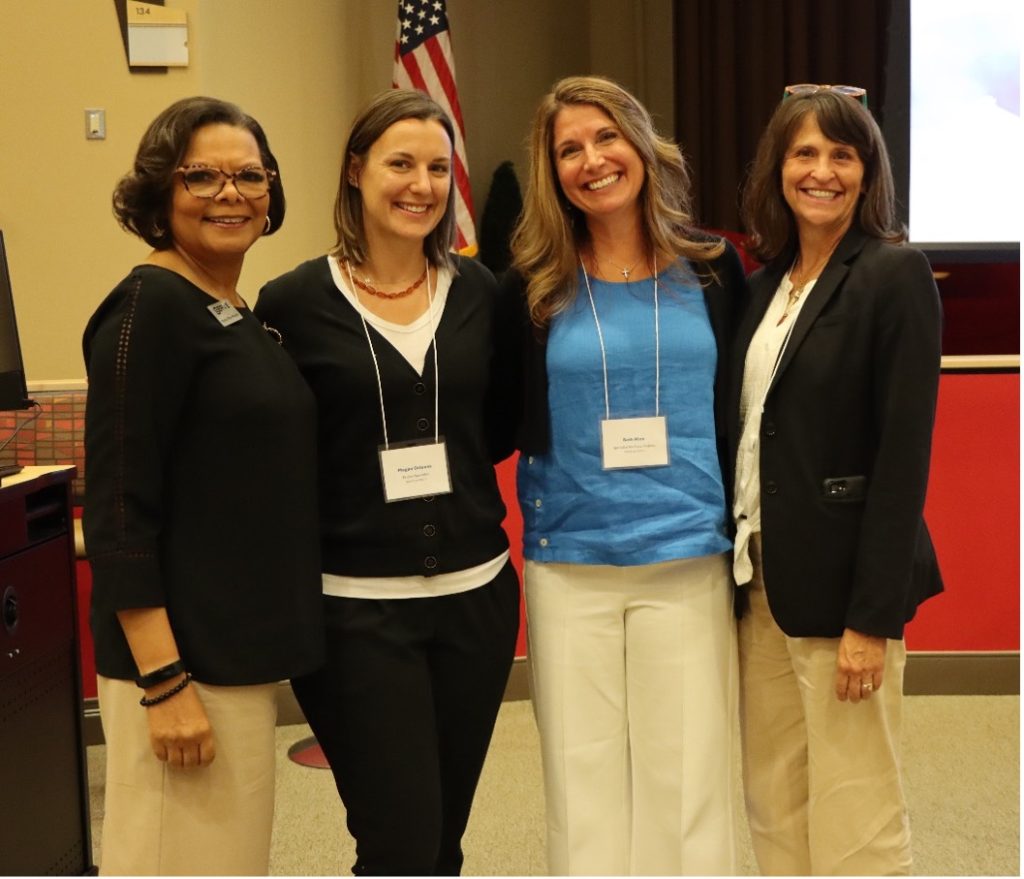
top-left (0, 390), bottom-right (86, 504)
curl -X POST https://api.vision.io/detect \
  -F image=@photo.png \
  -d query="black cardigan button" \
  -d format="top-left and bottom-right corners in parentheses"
top-left (764, 422), bottom-right (776, 437)
top-left (764, 480), bottom-right (778, 495)
top-left (416, 417), bottom-right (430, 431)
top-left (413, 382), bottom-right (426, 395)
top-left (423, 524), bottom-right (437, 537)
top-left (424, 555), bottom-right (438, 569)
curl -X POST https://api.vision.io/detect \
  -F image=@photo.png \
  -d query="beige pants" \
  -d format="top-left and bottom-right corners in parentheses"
top-left (526, 554), bottom-right (738, 876)
top-left (97, 676), bottom-right (278, 876)
top-left (739, 534), bottom-right (912, 876)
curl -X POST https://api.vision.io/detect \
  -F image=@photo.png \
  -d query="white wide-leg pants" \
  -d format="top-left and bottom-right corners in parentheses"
top-left (525, 554), bottom-right (738, 876)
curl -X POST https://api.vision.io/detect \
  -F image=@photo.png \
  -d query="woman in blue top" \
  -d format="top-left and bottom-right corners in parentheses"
top-left (501, 76), bottom-right (747, 875)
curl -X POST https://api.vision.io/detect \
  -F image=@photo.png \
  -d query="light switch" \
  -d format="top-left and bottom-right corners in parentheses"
top-left (85, 109), bottom-right (106, 140)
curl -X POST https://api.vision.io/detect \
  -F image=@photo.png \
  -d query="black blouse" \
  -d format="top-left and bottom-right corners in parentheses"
top-left (83, 265), bottom-right (324, 684)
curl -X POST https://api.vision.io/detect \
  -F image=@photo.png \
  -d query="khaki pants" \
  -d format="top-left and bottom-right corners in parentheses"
top-left (97, 676), bottom-right (278, 876)
top-left (526, 554), bottom-right (738, 876)
top-left (739, 534), bottom-right (912, 876)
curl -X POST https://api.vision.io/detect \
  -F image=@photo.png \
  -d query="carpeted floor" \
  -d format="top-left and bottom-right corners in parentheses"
top-left (86, 694), bottom-right (1019, 875)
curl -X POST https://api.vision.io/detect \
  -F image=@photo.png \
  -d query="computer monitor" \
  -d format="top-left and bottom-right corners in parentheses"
top-left (0, 230), bottom-right (32, 412)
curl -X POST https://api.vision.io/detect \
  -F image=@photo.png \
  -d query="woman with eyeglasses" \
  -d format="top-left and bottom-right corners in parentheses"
top-left (83, 96), bottom-right (322, 875)
top-left (730, 85), bottom-right (943, 875)
top-left (504, 75), bottom-right (746, 875)
top-left (254, 89), bottom-right (519, 876)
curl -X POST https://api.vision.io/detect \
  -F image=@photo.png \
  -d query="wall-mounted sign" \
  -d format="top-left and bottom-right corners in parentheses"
top-left (125, 0), bottom-right (188, 67)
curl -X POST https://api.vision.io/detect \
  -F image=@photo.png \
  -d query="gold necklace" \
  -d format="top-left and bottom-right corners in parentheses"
top-left (590, 251), bottom-right (645, 281)
top-left (777, 249), bottom-right (833, 326)
top-left (607, 257), bottom-right (642, 280)
top-left (776, 280), bottom-right (805, 326)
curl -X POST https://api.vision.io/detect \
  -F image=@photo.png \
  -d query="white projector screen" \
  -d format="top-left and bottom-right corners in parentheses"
top-left (909, 0), bottom-right (1021, 246)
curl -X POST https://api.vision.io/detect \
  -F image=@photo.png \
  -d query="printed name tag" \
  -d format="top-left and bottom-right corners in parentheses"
top-left (379, 439), bottom-right (453, 502)
top-left (208, 300), bottom-right (243, 327)
top-left (600, 416), bottom-right (669, 469)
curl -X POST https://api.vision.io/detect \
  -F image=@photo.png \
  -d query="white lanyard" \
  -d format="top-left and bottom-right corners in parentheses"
top-left (579, 255), bottom-right (669, 469)
top-left (579, 254), bottom-right (661, 418)
top-left (344, 258), bottom-right (441, 448)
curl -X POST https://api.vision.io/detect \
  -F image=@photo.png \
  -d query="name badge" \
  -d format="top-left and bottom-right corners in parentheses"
top-left (600, 416), bottom-right (669, 469)
top-left (208, 300), bottom-right (243, 327)
top-left (379, 439), bottom-right (453, 502)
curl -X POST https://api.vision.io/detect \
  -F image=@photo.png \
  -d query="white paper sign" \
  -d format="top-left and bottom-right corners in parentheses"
top-left (600, 416), bottom-right (669, 469)
top-left (126, 1), bottom-right (189, 67)
top-left (379, 440), bottom-right (453, 502)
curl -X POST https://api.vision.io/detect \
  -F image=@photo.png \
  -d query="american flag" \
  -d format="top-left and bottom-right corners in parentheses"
top-left (393, 0), bottom-right (477, 255)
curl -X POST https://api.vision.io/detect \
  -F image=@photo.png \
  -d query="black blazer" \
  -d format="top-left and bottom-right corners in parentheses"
top-left (727, 226), bottom-right (943, 639)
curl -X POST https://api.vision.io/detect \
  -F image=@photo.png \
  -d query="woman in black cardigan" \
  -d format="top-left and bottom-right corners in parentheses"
top-left (730, 85), bottom-right (943, 875)
top-left (255, 89), bottom-right (519, 876)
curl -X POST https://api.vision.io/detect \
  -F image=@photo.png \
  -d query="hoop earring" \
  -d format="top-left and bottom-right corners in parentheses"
top-left (264, 215), bottom-right (272, 234)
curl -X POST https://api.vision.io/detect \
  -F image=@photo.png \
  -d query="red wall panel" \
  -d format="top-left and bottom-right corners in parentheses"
top-left (905, 370), bottom-right (1019, 650)
top-left (75, 368), bottom-right (1017, 695)
top-left (498, 370), bottom-right (1020, 657)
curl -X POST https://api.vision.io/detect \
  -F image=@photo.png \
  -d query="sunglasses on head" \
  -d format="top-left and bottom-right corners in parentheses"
top-left (783, 83), bottom-right (868, 107)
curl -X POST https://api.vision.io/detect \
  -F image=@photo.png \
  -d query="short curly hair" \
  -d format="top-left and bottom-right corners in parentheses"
top-left (112, 96), bottom-right (285, 249)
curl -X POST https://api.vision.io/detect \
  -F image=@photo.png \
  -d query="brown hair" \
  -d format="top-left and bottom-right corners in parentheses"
top-left (742, 90), bottom-right (905, 263)
top-left (331, 89), bottom-right (457, 271)
top-left (510, 75), bottom-right (723, 327)
top-left (112, 96), bottom-right (285, 249)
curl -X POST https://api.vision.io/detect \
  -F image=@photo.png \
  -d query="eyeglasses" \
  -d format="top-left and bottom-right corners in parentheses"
top-left (783, 83), bottom-right (868, 107)
top-left (175, 165), bottom-right (277, 199)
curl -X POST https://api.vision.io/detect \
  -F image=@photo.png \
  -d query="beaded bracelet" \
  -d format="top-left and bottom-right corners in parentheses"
top-left (139, 673), bottom-right (193, 707)
top-left (135, 659), bottom-right (186, 689)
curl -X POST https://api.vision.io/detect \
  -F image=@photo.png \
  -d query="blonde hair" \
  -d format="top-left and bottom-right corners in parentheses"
top-left (511, 75), bottom-right (723, 327)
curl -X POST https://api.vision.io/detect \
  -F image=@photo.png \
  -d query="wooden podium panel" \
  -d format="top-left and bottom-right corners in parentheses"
top-left (0, 466), bottom-right (93, 875)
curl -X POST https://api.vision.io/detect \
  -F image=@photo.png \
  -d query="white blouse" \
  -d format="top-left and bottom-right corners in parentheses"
top-left (732, 273), bottom-right (816, 584)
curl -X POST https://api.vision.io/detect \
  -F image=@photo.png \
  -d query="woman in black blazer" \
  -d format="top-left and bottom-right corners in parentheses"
top-left (729, 86), bottom-right (942, 875)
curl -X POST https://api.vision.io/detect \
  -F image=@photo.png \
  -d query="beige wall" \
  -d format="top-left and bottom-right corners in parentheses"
top-left (1, 0), bottom-right (671, 383)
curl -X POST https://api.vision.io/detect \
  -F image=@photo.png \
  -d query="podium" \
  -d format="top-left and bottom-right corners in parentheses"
top-left (0, 466), bottom-right (94, 875)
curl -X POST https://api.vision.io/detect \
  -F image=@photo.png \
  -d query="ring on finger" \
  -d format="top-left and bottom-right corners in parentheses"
top-left (861, 681), bottom-right (874, 691)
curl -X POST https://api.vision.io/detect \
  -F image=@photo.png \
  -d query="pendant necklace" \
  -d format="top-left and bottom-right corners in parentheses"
top-left (591, 252), bottom-right (643, 282)
top-left (608, 258), bottom-right (641, 280)
top-left (778, 248), bottom-right (833, 326)
top-left (776, 279), bottom-right (806, 326)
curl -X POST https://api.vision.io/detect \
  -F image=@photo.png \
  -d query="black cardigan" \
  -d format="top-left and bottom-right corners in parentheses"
top-left (255, 255), bottom-right (517, 578)
top-left (83, 266), bottom-right (324, 685)
top-left (499, 237), bottom-right (749, 508)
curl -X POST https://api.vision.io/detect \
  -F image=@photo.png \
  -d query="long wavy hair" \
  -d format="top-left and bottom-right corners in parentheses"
top-left (331, 89), bottom-right (457, 272)
top-left (510, 75), bottom-right (723, 328)
top-left (742, 90), bottom-right (905, 264)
